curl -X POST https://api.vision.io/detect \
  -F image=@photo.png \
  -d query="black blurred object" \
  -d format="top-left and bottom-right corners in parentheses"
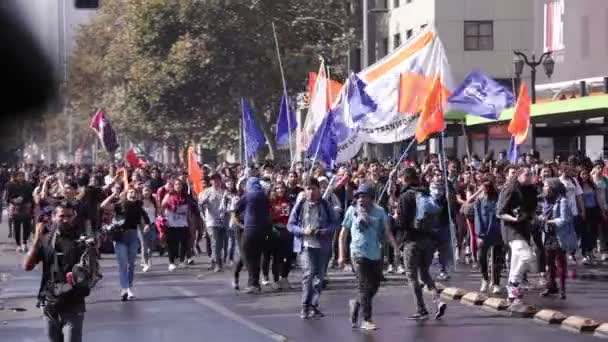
top-left (0, 3), bottom-right (57, 163)
top-left (75, 0), bottom-right (100, 9)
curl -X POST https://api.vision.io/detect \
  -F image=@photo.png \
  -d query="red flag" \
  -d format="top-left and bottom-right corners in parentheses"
top-left (89, 109), bottom-right (119, 153)
top-left (415, 75), bottom-right (446, 143)
top-left (508, 82), bottom-right (531, 145)
top-left (125, 149), bottom-right (142, 169)
top-left (187, 146), bottom-right (204, 195)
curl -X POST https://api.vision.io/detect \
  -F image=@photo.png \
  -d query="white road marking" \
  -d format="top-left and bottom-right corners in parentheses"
top-left (172, 286), bottom-right (288, 342)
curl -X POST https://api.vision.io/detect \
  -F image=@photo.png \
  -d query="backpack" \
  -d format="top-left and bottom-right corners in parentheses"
top-left (413, 191), bottom-right (442, 233)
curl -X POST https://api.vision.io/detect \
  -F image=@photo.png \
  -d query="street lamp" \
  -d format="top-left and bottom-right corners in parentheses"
top-left (513, 50), bottom-right (554, 103)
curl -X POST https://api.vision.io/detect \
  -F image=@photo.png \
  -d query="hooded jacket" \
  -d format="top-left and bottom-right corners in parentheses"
top-left (236, 177), bottom-right (271, 230)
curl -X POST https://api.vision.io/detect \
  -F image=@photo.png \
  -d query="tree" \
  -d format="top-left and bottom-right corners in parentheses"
top-left (66, 0), bottom-right (355, 161)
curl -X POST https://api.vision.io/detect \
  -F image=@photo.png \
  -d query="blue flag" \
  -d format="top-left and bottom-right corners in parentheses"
top-left (347, 73), bottom-right (378, 123)
top-left (241, 98), bottom-right (266, 162)
top-left (275, 93), bottom-right (297, 145)
top-left (448, 70), bottom-right (515, 120)
top-left (307, 109), bottom-right (337, 167)
top-left (508, 136), bottom-right (519, 164)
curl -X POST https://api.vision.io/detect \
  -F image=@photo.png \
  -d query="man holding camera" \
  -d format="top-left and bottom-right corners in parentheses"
top-left (24, 201), bottom-right (93, 342)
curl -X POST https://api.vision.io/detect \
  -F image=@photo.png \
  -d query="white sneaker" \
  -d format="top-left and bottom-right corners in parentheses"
top-left (480, 280), bottom-right (489, 293)
top-left (120, 289), bottom-right (128, 301)
top-left (360, 320), bottom-right (377, 331)
top-left (602, 253), bottom-right (608, 262)
top-left (387, 265), bottom-right (395, 274)
top-left (491, 285), bottom-right (502, 295)
top-left (582, 256), bottom-right (591, 266)
top-left (168, 264), bottom-right (177, 272)
top-left (437, 272), bottom-right (450, 281)
top-left (261, 277), bottom-right (271, 286)
top-left (397, 265), bottom-right (406, 275)
top-left (142, 264), bottom-right (151, 273)
top-left (127, 288), bottom-right (136, 300)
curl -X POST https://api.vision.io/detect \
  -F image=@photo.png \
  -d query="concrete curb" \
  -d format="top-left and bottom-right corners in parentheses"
top-left (507, 302), bottom-right (538, 318)
top-left (561, 316), bottom-right (600, 333)
top-left (482, 297), bottom-right (509, 311)
top-left (594, 323), bottom-right (608, 338)
top-left (440, 287), bottom-right (466, 300)
top-left (461, 292), bottom-right (488, 306)
top-left (534, 309), bottom-right (567, 324)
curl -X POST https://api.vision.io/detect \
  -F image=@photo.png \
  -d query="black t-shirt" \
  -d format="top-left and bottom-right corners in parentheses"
top-left (37, 230), bottom-right (88, 313)
top-left (114, 200), bottom-right (151, 230)
top-left (286, 185), bottom-right (303, 206)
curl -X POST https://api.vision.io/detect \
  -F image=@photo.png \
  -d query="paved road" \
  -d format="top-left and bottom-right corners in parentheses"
top-left (0, 220), bottom-right (603, 341)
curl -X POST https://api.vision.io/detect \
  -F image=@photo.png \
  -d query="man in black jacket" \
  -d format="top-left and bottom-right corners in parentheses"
top-left (397, 167), bottom-right (447, 320)
top-left (24, 201), bottom-right (91, 342)
top-left (497, 167), bottom-right (537, 303)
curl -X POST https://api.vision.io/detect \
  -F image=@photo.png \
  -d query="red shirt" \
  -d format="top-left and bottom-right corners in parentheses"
top-left (270, 196), bottom-right (291, 225)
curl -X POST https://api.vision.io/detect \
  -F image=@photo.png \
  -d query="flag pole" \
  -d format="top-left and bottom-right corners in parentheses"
top-left (376, 137), bottom-right (416, 204)
top-left (308, 61), bottom-right (332, 175)
top-left (240, 98), bottom-right (248, 167)
top-left (239, 113), bottom-right (243, 165)
top-left (439, 130), bottom-right (458, 271)
top-left (271, 22), bottom-right (294, 166)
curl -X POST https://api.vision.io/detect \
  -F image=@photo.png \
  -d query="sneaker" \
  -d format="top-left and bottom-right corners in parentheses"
top-left (582, 256), bottom-right (591, 266)
top-left (120, 289), bottom-right (128, 302)
top-left (491, 285), bottom-right (502, 295)
top-left (601, 253), bottom-right (608, 262)
top-left (407, 311), bottom-right (429, 320)
top-left (360, 320), bottom-right (377, 331)
top-left (568, 255), bottom-right (577, 265)
top-left (387, 265), bottom-right (395, 274)
top-left (437, 272), bottom-right (450, 281)
top-left (168, 264), bottom-right (177, 272)
top-left (349, 299), bottom-right (360, 328)
top-left (22, 244), bottom-right (28, 253)
top-left (435, 302), bottom-right (447, 320)
top-left (480, 280), bottom-right (489, 293)
top-left (127, 288), bottom-right (136, 300)
top-left (300, 306), bottom-right (310, 319)
top-left (310, 306), bottom-right (325, 318)
top-left (507, 283), bottom-right (522, 301)
top-left (397, 265), bottom-right (406, 275)
top-left (187, 258), bottom-right (195, 265)
top-left (261, 277), bottom-right (271, 286)
top-left (142, 264), bottom-right (151, 273)
top-left (244, 286), bottom-right (261, 294)
top-left (214, 266), bottom-right (222, 273)
top-left (537, 273), bottom-right (547, 287)
top-left (232, 280), bottom-right (239, 291)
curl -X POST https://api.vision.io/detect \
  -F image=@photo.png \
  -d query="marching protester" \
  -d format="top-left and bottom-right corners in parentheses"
top-left (140, 184), bottom-right (159, 272)
top-left (101, 186), bottom-right (151, 301)
top-left (339, 183), bottom-right (399, 330)
top-left (7, 170), bottom-right (35, 252)
top-left (396, 167), bottom-right (447, 320)
top-left (288, 178), bottom-right (337, 319)
top-left (161, 179), bottom-right (191, 271)
top-left (24, 201), bottom-right (95, 342)
top-left (198, 173), bottom-right (229, 272)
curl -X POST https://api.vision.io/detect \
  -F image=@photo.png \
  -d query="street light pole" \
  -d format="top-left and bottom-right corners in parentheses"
top-left (513, 50), bottom-right (554, 152)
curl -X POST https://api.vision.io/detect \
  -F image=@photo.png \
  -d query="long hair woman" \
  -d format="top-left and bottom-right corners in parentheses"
top-left (140, 183), bottom-right (159, 272)
top-left (578, 168), bottom-right (605, 265)
top-left (101, 186), bottom-right (151, 301)
top-left (161, 179), bottom-right (191, 271)
top-left (541, 178), bottom-right (577, 299)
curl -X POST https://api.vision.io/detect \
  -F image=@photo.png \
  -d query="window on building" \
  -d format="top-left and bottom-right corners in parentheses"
top-left (394, 0), bottom-right (400, 8)
top-left (393, 33), bottom-right (401, 49)
top-left (406, 29), bottom-right (413, 39)
top-left (464, 21), bottom-right (493, 51)
top-left (383, 0), bottom-right (389, 9)
top-left (380, 38), bottom-right (389, 58)
top-left (406, 0), bottom-right (412, 3)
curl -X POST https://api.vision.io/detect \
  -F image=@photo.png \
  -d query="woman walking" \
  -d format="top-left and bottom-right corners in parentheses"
top-left (140, 184), bottom-right (159, 272)
top-left (161, 179), bottom-right (191, 271)
top-left (101, 186), bottom-right (151, 301)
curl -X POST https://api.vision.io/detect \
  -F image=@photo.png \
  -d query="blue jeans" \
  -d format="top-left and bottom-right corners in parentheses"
top-left (300, 247), bottom-right (330, 307)
top-left (114, 229), bottom-right (140, 289)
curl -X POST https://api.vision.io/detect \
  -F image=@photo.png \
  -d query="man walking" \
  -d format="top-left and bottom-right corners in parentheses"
top-left (396, 167), bottom-right (447, 320)
top-left (339, 183), bottom-right (399, 330)
top-left (288, 178), bottom-right (337, 319)
top-left (199, 173), bottom-right (229, 272)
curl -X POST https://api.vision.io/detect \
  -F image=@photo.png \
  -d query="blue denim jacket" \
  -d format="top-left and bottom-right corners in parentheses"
top-left (474, 197), bottom-right (502, 246)
top-left (544, 197), bottom-right (577, 254)
top-left (287, 198), bottom-right (337, 253)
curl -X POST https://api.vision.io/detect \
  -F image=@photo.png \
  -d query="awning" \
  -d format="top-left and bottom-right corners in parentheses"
top-left (465, 94), bottom-right (608, 126)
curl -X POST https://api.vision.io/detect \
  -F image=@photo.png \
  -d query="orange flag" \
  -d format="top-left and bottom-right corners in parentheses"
top-left (415, 75), bottom-right (446, 143)
top-left (508, 82), bottom-right (531, 145)
top-left (187, 146), bottom-right (204, 196)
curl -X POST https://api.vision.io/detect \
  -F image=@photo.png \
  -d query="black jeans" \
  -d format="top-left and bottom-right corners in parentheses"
top-left (403, 239), bottom-right (439, 313)
top-left (478, 242), bottom-right (504, 285)
top-left (45, 309), bottom-right (84, 342)
top-left (12, 216), bottom-right (32, 245)
top-left (233, 228), bottom-right (245, 282)
top-left (353, 257), bottom-right (383, 321)
top-left (242, 228), bottom-right (267, 288)
top-left (166, 227), bottom-right (189, 264)
top-left (531, 227), bottom-right (546, 273)
top-left (262, 230), bottom-right (281, 282)
top-left (263, 228), bottom-right (295, 280)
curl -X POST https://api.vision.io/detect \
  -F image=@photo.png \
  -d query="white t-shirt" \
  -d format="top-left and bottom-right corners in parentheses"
top-left (560, 177), bottom-right (583, 216)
